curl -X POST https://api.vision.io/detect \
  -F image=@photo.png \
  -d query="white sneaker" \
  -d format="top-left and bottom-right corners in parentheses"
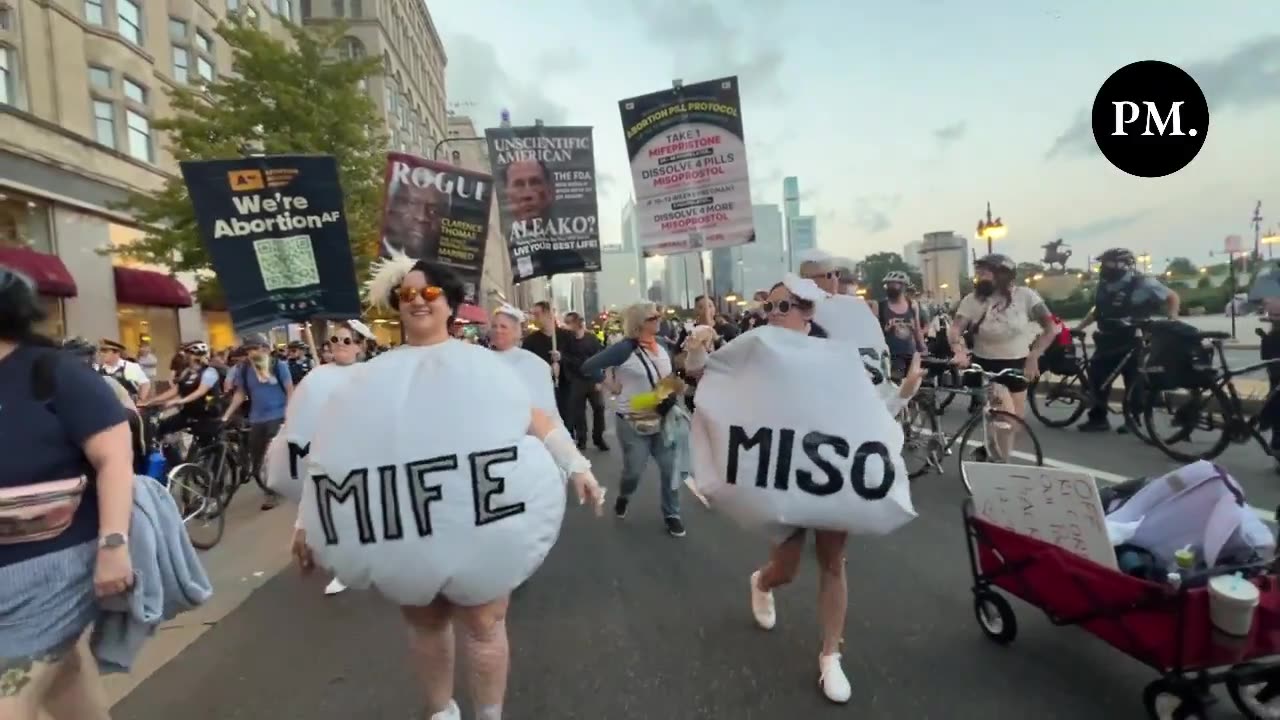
top-left (818, 653), bottom-right (851, 703)
top-left (749, 571), bottom-right (776, 630)
top-left (324, 578), bottom-right (347, 595)
top-left (428, 700), bottom-right (461, 720)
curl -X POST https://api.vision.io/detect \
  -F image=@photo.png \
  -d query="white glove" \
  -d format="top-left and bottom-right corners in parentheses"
top-left (542, 426), bottom-right (592, 476)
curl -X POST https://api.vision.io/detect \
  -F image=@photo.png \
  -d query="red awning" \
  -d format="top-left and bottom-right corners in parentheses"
top-left (113, 266), bottom-right (193, 308)
top-left (0, 246), bottom-right (77, 297)
top-left (456, 303), bottom-right (489, 325)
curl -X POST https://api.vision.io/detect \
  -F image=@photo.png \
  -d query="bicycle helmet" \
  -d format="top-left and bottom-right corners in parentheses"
top-left (1098, 248), bottom-right (1136, 268)
top-left (0, 267), bottom-right (44, 339)
top-left (184, 341), bottom-right (210, 356)
top-left (882, 270), bottom-right (910, 286)
top-left (975, 253), bottom-right (1016, 274)
top-left (62, 336), bottom-right (98, 359)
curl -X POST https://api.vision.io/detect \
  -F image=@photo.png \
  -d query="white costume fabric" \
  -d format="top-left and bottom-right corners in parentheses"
top-left (690, 325), bottom-right (916, 536)
top-left (812, 291), bottom-right (909, 416)
top-left (266, 362), bottom-right (363, 503)
top-left (298, 340), bottom-right (566, 606)
top-left (493, 347), bottom-right (560, 425)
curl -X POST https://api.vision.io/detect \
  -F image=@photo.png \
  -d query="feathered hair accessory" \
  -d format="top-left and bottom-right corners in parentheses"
top-left (493, 303), bottom-right (525, 323)
top-left (781, 272), bottom-right (826, 302)
top-left (345, 319), bottom-right (376, 341)
top-left (364, 248), bottom-right (418, 311)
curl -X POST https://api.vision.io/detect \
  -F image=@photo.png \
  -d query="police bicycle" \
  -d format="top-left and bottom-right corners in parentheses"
top-left (1026, 318), bottom-right (1161, 442)
top-left (900, 359), bottom-right (1044, 493)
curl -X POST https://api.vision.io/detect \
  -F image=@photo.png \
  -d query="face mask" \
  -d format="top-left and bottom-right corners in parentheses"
top-left (885, 287), bottom-right (903, 300)
top-left (1100, 267), bottom-right (1127, 282)
top-left (975, 280), bottom-right (995, 297)
top-left (252, 355), bottom-right (270, 369)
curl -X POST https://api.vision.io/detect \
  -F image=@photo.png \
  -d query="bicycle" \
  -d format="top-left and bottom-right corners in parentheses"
top-left (900, 359), bottom-right (1045, 494)
top-left (1027, 320), bottom-right (1156, 442)
top-left (1142, 326), bottom-right (1279, 463)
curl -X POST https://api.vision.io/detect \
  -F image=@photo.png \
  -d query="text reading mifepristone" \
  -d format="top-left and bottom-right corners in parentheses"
top-left (215, 193), bottom-right (342, 239)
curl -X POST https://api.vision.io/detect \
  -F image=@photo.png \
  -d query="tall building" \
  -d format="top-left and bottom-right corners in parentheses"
top-left (917, 231), bottom-right (970, 303)
top-left (582, 273), bottom-right (600, 318)
top-left (596, 201), bottom-right (645, 311)
top-left (788, 216), bottom-right (817, 269)
top-left (446, 114), bottom-right (512, 306)
top-left (783, 176), bottom-right (800, 220)
top-left (711, 246), bottom-right (738, 299)
top-left (661, 253), bottom-right (706, 308)
top-left (902, 241), bottom-right (923, 268)
top-left (303, 0), bottom-right (448, 156)
top-left (0, 0), bottom-right (303, 369)
top-left (740, 204), bottom-right (786, 296)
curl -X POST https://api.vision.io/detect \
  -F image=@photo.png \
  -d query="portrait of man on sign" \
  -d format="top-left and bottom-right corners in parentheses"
top-left (501, 158), bottom-right (555, 226)
top-left (382, 178), bottom-right (451, 260)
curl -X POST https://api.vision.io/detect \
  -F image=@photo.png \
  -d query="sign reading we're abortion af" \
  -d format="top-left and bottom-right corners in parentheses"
top-left (181, 155), bottom-right (361, 331)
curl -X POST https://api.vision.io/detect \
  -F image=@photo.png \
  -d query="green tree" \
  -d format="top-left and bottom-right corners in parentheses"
top-left (1164, 257), bottom-right (1197, 277)
top-left (115, 18), bottom-right (387, 281)
top-left (857, 252), bottom-right (921, 300)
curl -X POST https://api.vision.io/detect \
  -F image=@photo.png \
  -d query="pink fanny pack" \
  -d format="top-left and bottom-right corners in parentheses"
top-left (0, 477), bottom-right (87, 545)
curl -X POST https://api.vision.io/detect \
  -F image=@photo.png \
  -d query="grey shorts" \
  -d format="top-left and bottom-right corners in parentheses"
top-left (0, 540), bottom-right (98, 662)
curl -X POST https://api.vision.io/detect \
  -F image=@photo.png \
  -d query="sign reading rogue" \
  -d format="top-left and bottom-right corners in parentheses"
top-left (1090, 60), bottom-right (1210, 178)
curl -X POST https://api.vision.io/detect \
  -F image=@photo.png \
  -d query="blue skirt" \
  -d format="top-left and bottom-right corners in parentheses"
top-left (0, 540), bottom-right (98, 661)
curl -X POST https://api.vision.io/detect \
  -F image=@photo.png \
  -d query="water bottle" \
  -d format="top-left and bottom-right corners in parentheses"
top-left (1167, 545), bottom-right (1195, 588)
top-left (146, 450), bottom-right (167, 484)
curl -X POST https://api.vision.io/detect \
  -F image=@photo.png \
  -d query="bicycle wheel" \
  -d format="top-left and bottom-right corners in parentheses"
top-left (1028, 372), bottom-right (1089, 428)
top-left (1121, 376), bottom-right (1155, 444)
top-left (167, 462), bottom-right (225, 550)
top-left (1143, 382), bottom-right (1234, 462)
top-left (902, 392), bottom-right (940, 479)
top-left (958, 410), bottom-right (1044, 494)
top-left (935, 369), bottom-right (960, 412)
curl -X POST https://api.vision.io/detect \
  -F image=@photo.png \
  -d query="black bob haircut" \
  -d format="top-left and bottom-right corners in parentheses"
top-left (388, 259), bottom-right (468, 320)
top-left (0, 267), bottom-right (51, 345)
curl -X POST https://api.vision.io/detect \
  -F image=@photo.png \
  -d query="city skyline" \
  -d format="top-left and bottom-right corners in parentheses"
top-left (432, 0), bottom-right (1278, 271)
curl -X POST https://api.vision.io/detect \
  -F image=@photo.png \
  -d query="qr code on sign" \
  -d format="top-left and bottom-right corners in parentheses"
top-left (253, 235), bottom-right (319, 291)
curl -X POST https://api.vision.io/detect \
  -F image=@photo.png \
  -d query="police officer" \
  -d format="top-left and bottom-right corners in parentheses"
top-left (97, 338), bottom-right (151, 403)
top-left (1074, 248), bottom-right (1181, 433)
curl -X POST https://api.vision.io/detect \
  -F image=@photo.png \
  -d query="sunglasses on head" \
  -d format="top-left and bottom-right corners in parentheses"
top-left (762, 299), bottom-right (796, 314)
top-left (397, 285), bottom-right (443, 303)
top-left (329, 336), bottom-right (355, 346)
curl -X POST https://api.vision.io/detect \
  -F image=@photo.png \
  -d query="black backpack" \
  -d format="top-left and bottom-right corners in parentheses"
top-left (1144, 320), bottom-right (1215, 390)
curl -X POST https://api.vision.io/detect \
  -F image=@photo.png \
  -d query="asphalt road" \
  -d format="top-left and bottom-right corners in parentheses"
top-left (113, 410), bottom-right (1278, 720)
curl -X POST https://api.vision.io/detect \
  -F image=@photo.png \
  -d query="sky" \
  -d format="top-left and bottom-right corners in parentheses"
top-left (428, 0), bottom-right (1280, 274)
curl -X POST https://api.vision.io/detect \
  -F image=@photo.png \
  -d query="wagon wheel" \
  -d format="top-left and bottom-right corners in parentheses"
top-left (1227, 670), bottom-right (1280, 720)
top-left (972, 589), bottom-right (1017, 645)
top-left (1143, 679), bottom-right (1207, 720)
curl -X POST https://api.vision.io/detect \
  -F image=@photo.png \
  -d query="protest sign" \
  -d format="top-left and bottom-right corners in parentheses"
top-left (965, 463), bottom-right (1117, 570)
top-left (301, 342), bottom-right (566, 606)
top-left (181, 155), bottom-right (361, 330)
top-left (618, 76), bottom-right (755, 256)
top-left (690, 326), bottom-right (916, 535)
top-left (485, 126), bottom-right (602, 282)
top-left (380, 153), bottom-right (492, 304)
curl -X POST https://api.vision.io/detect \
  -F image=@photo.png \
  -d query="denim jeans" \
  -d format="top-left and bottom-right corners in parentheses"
top-left (616, 415), bottom-right (680, 518)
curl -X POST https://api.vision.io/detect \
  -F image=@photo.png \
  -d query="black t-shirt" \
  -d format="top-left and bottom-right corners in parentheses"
top-left (0, 346), bottom-right (127, 567)
top-left (522, 328), bottom-right (576, 368)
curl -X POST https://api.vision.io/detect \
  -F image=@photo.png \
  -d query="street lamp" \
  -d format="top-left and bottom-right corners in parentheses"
top-left (975, 202), bottom-right (1007, 255)
top-left (1263, 227), bottom-right (1280, 258)
top-left (1137, 252), bottom-right (1153, 274)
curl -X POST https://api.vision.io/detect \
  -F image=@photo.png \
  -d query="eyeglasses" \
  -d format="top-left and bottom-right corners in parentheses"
top-left (761, 300), bottom-right (796, 314)
top-left (329, 336), bottom-right (355, 346)
top-left (802, 271), bottom-right (839, 280)
top-left (397, 285), bottom-right (442, 304)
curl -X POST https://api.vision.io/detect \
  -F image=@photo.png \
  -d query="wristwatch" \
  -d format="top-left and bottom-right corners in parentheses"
top-left (99, 532), bottom-right (127, 550)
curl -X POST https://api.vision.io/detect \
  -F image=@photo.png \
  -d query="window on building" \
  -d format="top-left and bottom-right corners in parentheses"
top-left (282, 0), bottom-right (293, 19)
top-left (172, 45), bottom-right (189, 83)
top-left (118, 0), bottom-right (142, 44)
top-left (351, 0), bottom-right (362, 16)
top-left (340, 36), bottom-right (364, 60)
top-left (126, 110), bottom-right (151, 162)
top-left (123, 77), bottom-right (146, 104)
top-left (245, 5), bottom-right (258, 26)
top-left (89, 66), bottom-right (111, 90)
top-left (300, 0), bottom-right (311, 19)
top-left (195, 31), bottom-right (212, 54)
top-left (84, 0), bottom-right (104, 26)
top-left (196, 56), bottom-right (213, 82)
top-left (334, 0), bottom-right (344, 18)
top-left (0, 46), bottom-right (11, 107)
top-left (268, 0), bottom-right (279, 14)
top-left (227, 0), bottom-right (239, 10)
top-left (93, 99), bottom-right (115, 147)
top-left (0, 5), bottom-right (12, 31)
top-left (169, 18), bottom-right (187, 40)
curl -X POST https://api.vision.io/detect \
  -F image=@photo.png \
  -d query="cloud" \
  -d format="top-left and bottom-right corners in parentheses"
top-left (533, 47), bottom-right (585, 77)
top-left (851, 194), bottom-right (902, 235)
top-left (442, 34), bottom-right (569, 128)
top-left (1047, 34), bottom-right (1280, 159)
top-left (933, 121), bottom-right (968, 147)
top-left (1052, 209), bottom-right (1150, 241)
top-left (595, 170), bottom-right (616, 193)
top-left (623, 0), bottom-right (786, 101)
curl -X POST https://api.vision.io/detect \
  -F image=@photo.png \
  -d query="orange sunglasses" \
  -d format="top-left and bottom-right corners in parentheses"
top-left (397, 285), bottom-right (443, 303)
